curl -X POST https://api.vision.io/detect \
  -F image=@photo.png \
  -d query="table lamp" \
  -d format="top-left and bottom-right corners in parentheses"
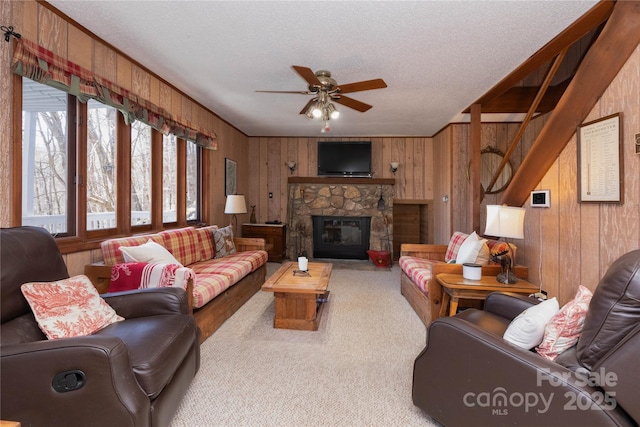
top-left (224, 195), bottom-right (247, 231)
top-left (484, 205), bottom-right (525, 284)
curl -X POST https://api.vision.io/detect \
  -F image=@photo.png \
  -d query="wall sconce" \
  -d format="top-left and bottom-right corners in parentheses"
top-left (390, 162), bottom-right (399, 175)
top-left (287, 161), bottom-right (296, 174)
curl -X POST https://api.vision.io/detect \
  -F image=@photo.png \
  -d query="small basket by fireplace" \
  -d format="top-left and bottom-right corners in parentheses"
top-left (367, 250), bottom-right (391, 268)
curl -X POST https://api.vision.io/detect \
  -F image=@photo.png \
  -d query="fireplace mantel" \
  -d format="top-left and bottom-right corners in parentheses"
top-left (288, 177), bottom-right (395, 185)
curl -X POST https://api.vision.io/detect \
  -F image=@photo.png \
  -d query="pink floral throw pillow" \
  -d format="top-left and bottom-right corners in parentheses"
top-left (536, 285), bottom-right (593, 360)
top-left (21, 275), bottom-right (124, 340)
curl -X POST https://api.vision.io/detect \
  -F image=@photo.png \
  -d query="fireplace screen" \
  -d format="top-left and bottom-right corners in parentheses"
top-left (312, 216), bottom-right (371, 259)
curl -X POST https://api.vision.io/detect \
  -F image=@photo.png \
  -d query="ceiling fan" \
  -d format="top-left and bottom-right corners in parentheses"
top-left (256, 65), bottom-right (387, 121)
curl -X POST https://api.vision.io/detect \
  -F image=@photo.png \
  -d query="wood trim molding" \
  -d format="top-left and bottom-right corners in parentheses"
top-left (288, 177), bottom-right (395, 185)
top-left (470, 104), bottom-right (481, 232)
top-left (11, 74), bottom-right (22, 226)
top-left (500, 0), bottom-right (640, 207)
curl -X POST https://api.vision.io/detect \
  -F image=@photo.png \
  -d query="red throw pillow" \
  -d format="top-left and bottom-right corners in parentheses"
top-left (21, 275), bottom-right (124, 339)
top-left (536, 285), bottom-right (593, 360)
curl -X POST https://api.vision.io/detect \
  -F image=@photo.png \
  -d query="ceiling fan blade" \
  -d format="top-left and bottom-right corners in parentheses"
top-left (338, 79), bottom-right (387, 94)
top-left (299, 98), bottom-right (315, 115)
top-left (333, 95), bottom-right (372, 112)
top-left (292, 65), bottom-right (322, 87)
top-left (255, 90), bottom-right (312, 94)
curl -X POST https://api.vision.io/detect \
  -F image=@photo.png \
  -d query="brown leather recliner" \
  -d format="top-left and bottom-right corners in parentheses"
top-left (413, 249), bottom-right (640, 426)
top-left (1, 226), bottom-right (200, 427)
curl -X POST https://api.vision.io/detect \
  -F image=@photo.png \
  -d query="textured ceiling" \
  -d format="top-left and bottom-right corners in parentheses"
top-left (47, 0), bottom-right (598, 137)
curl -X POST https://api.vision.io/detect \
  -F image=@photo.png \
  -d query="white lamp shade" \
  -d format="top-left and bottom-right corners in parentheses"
top-left (224, 195), bottom-right (247, 214)
top-left (485, 205), bottom-right (525, 239)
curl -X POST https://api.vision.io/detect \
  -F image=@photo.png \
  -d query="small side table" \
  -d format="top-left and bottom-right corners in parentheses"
top-left (242, 223), bottom-right (287, 262)
top-left (436, 273), bottom-right (539, 317)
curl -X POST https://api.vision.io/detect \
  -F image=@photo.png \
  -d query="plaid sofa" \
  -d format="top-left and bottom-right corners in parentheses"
top-left (100, 226), bottom-right (268, 309)
top-left (399, 232), bottom-right (527, 327)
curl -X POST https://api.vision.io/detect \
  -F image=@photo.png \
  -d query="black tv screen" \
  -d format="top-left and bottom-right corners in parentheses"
top-left (317, 141), bottom-right (372, 177)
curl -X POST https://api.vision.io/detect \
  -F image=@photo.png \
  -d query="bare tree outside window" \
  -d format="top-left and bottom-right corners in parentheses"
top-left (186, 143), bottom-right (200, 222)
top-left (163, 134), bottom-right (178, 223)
top-left (21, 79), bottom-right (69, 234)
top-left (131, 121), bottom-right (152, 226)
top-left (86, 99), bottom-right (117, 230)
top-left (21, 78), bottom-right (203, 235)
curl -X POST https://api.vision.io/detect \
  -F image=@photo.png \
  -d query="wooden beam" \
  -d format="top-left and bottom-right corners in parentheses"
top-left (464, 80), bottom-right (570, 114)
top-left (11, 75), bottom-right (22, 226)
top-left (176, 138), bottom-right (187, 225)
top-left (473, 1), bottom-right (614, 106)
top-left (500, 0), bottom-right (640, 207)
top-left (486, 48), bottom-right (567, 195)
top-left (470, 104), bottom-right (481, 231)
top-left (151, 130), bottom-right (163, 227)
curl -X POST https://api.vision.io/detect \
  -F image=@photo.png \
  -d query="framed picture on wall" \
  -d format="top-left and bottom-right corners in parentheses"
top-left (577, 113), bottom-right (624, 204)
top-left (225, 158), bottom-right (237, 196)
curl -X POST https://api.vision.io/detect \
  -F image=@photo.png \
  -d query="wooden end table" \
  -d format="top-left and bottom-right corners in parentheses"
top-left (436, 273), bottom-right (539, 317)
top-left (261, 261), bottom-right (333, 331)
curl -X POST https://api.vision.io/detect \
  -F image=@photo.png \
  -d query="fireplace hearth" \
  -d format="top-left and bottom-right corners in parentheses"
top-left (287, 180), bottom-right (394, 260)
top-left (312, 216), bottom-right (371, 259)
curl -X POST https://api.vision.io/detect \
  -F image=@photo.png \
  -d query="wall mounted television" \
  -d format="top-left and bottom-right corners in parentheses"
top-left (317, 141), bottom-right (372, 177)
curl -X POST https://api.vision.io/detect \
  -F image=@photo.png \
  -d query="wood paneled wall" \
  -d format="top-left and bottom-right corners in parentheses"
top-left (432, 128), bottom-right (451, 244)
top-left (432, 121), bottom-right (527, 244)
top-left (0, 1), bottom-right (13, 227)
top-left (246, 137), bottom-right (434, 225)
top-left (434, 44), bottom-right (640, 305)
top-left (521, 44), bottom-right (640, 305)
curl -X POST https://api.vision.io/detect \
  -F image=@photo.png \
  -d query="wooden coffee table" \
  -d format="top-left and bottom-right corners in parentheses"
top-left (436, 273), bottom-right (539, 317)
top-left (261, 261), bottom-right (333, 331)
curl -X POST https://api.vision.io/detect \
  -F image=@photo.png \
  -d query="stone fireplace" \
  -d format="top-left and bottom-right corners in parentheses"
top-left (286, 179), bottom-right (394, 260)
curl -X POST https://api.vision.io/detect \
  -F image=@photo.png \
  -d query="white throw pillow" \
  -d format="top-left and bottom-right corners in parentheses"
top-left (455, 231), bottom-right (487, 264)
top-left (503, 297), bottom-right (560, 349)
top-left (119, 240), bottom-right (182, 266)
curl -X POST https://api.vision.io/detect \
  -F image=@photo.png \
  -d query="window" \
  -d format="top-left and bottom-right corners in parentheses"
top-left (186, 142), bottom-right (200, 222)
top-left (19, 77), bottom-right (204, 240)
top-left (21, 78), bottom-right (72, 235)
top-left (162, 134), bottom-right (178, 224)
top-left (130, 121), bottom-right (152, 226)
top-left (86, 99), bottom-right (118, 230)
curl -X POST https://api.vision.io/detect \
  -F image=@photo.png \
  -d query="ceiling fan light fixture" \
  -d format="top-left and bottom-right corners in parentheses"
top-left (304, 104), bottom-right (315, 119)
top-left (259, 66), bottom-right (386, 129)
top-left (311, 101), bottom-right (323, 118)
top-left (326, 103), bottom-right (339, 119)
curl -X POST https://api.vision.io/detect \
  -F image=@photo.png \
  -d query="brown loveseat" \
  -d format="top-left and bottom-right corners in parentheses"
top-left (413, 249), bottom-right (640, 426)
top-left (1, 226), bottom-right (200, 427)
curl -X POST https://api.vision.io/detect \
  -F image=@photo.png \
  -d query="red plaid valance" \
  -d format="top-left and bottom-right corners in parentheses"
top-left (12, 38), bottom-right (217, 150)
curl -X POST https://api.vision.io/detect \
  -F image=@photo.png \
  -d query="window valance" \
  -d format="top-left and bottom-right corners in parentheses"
top-left (12, 38), bottom-right (217, 150)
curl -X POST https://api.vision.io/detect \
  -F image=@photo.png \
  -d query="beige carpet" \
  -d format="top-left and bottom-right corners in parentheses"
top-left (171, 263), bottom-right (440, 426)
